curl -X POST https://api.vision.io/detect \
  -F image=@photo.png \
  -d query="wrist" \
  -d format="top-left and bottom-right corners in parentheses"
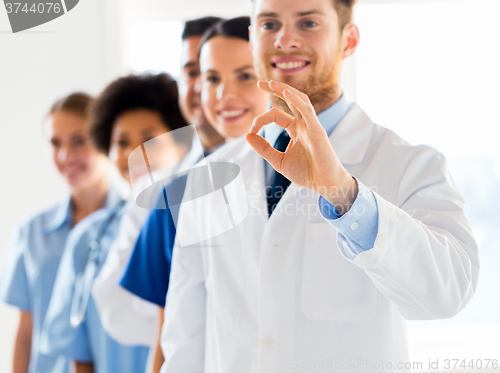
top-left (319, 175), bottom-right (358, 216)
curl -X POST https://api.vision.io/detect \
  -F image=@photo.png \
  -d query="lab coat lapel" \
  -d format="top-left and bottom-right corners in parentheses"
top-left (329, 103), bottom-right (374, 166)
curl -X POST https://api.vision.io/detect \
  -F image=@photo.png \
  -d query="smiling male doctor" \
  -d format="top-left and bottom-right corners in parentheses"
top-left (160, 0), bottom-right (479, 372)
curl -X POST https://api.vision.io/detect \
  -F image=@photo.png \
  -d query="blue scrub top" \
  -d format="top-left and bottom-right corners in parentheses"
top-left (39, 188), bottom-right (150, 372)
top-left (0, 199), bottom-right (73, 373)
top-left (120, 175), bottom-right (188, 307)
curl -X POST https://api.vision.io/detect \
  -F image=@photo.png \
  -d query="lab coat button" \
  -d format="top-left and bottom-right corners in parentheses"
top-left (261, 336), bottom-right (275, 348)
top-left (376, 234), bottom-right (388, 248)
top-left (350, 222), bottom-right (359, 230)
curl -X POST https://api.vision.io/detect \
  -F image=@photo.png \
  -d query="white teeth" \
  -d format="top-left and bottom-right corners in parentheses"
top-left (276, 61), bottom-right (306, 70)
top-left (221, 110), bottom-right (245, 118)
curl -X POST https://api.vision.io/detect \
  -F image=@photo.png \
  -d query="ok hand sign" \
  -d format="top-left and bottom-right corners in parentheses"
top-left (245, 80), bottom-right (358, 214)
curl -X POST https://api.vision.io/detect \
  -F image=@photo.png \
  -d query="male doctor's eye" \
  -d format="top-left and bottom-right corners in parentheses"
top-left (300, 20), bottom-right (318, 29)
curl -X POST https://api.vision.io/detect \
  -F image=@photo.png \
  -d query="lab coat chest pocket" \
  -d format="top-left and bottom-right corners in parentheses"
top-left (301, 223), bottom-right (377, 322)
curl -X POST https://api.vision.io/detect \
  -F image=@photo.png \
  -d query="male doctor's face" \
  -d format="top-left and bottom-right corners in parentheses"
top-left (250, 0), bottom-right (345, 111)
top-left (178, 36), bottom-right (206, 126)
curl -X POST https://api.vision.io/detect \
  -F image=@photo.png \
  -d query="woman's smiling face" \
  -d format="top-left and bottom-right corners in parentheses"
top-left (48, 110), bottom-right (108, 191)
top-left (200, 36), bottom-right (269, 140)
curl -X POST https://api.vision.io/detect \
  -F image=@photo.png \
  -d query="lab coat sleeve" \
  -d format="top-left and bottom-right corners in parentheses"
top-left (160, 209), bottom-right (206, 372)
top-left (92, 201), bottom-right (158, 346)
top-left (0, 224), bottom-right (31, 311)
top-left (343, 148), bottom-right (479, 320)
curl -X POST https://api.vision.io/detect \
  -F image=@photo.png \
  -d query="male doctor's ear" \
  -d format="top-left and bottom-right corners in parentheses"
top-left (340, 24), bottom-right (360, 60)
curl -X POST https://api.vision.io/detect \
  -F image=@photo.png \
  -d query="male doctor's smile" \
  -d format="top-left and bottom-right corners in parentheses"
top-left (271, 56), bottom-right (311, 74)
top-left (251, 0), bottom-right (346, 114)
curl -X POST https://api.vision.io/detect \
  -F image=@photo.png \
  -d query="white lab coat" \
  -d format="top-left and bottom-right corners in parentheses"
top-left (92, 138), bottom-right (204, 349)
top-left (161, 104), bottom-right (479, 373)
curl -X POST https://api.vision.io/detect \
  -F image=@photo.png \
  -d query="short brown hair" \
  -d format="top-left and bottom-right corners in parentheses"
top-left (49, 92), bottom-right (94, 120)
top-left (333, 0), bottom-right (357, 31)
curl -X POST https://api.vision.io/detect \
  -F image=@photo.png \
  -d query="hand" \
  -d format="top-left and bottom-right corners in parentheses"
top-left (245, 80), bottom-right (358, 214)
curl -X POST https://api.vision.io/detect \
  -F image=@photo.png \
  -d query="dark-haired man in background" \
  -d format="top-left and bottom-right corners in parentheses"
top-left (177, 17), bottom-right (225, 152)
top-left (161, 0), bottom-right (479, 372)
top-left (92, 16), bottom-right (224, 373)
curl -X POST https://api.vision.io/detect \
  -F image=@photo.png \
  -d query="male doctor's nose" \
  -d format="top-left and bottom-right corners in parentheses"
top-left (274, 24), bottom-right (302, 50)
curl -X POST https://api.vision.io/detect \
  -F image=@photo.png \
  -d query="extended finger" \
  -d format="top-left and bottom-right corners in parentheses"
top-left (268, 80), bottom-right (312, 105)
top-left (249, 107), bottom-right (297, 137)
top-left (257, 80), bottom-right (312, 108)
top-left (257, 80), bottom-right (286, 101)
top-left (285, 100), bottom-right (302, 123)
top-left (283, 89), bottom-right (321, 131)
top-left (257, 81), bottom-right (306, 125)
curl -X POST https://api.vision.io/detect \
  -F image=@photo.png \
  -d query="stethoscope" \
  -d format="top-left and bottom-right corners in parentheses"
top-left (70, 200), bottom-right (126, 327)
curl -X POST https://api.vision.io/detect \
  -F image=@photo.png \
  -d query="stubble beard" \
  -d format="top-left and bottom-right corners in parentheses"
top-left (256, 46), bottom-right (343, 115)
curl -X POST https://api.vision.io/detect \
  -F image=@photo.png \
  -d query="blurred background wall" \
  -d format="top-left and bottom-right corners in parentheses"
top-left (1, 0), bottom-right (499, 371)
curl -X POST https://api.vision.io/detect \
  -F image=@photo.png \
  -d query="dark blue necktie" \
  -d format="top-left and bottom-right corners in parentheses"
top-left (267, 131), bottom-right (292, 215)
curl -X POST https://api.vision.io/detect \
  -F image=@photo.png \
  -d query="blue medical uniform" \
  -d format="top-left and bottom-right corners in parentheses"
top-left (120, 175), bottom-right (188, 307)
top-left (0, 199), bottom-right (73, 373)
top-left (39, 188), bottom-right (150, 372)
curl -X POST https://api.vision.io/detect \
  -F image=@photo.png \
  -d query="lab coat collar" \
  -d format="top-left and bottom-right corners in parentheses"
top-left (43, 184), bottom-right (124, 234)
top-left (316, 93), bottom-right (351, 136)
top-left (329, 103), bottom-right (374, 165)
